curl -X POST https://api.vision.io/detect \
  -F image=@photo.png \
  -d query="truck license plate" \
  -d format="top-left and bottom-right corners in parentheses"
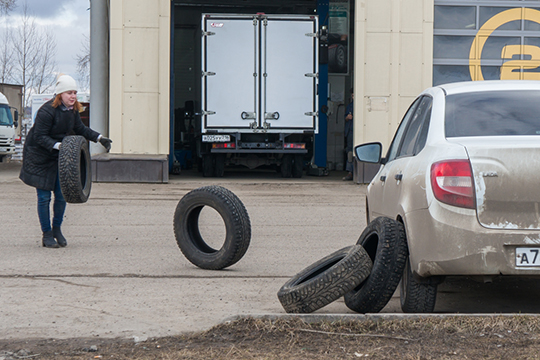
top-left (202, 135), bottom-right (230, 142)
top-left (516, 247), bottom-right (540, 267)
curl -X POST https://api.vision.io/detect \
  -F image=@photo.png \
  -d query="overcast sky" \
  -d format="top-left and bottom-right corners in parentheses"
top-left (9, 0), bottom-right (90, 81)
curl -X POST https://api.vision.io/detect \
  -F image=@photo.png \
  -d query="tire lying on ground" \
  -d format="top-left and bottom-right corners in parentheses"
top-left (173, 185), bottom-right (251, 270)
top-left (344, 216), bottom-right (408, 313)
top-left (58, 135), bottom-right (92, 204)
top-left (277, 245), bottom-right (373, 313)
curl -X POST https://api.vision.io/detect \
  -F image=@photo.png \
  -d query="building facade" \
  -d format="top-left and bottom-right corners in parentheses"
top-left (99, 0), bottom-right (536, 182)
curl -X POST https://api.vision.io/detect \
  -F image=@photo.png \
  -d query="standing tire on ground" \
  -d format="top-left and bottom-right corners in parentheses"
top-left (173, 185), bottom-right (251, 270)
top-left (214, 154), bottom-right (225, 177)
top-left (292, 154), bottom-right (303, 178)
top-left (58, 135), bottom-right (92, 204)
top-left (400, 257), bottom-right (438, 313)
top-left (202, 154), bottom-right (213, 177)
top-left (281, 154), bottom-right (292, 178)
top-left (277, 245), bottom-right (373, 313)
top-left (344, 216), bottom-right (408, 313)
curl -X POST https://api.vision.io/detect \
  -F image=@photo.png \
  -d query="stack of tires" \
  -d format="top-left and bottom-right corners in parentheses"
top-left (278, 216), bottom-right (439, 314)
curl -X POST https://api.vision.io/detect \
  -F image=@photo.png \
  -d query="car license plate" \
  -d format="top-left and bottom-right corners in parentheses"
top-left (516, 247), bottom-right (540, 267)
top-left (202, 135), bottom-right (230, 142)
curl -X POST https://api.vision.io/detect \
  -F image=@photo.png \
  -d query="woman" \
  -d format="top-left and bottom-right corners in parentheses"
top-left (20, 74), bottom-right (112, 248)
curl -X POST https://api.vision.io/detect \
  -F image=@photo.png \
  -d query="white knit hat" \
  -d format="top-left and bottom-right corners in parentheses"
top-left (54, 75), bottom-right (78, 95)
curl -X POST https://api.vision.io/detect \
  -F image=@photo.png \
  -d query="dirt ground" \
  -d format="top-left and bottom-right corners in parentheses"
top-left (2, 316), bottom-right (540, 359)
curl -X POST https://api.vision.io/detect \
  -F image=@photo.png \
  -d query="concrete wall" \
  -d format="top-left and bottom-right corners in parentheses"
top-left (109, 0), bottom-right (170, 155)
top-left (353, 0), bottom-right (433, 150)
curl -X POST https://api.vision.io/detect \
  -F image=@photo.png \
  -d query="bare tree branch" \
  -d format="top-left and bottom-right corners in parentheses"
top-left (10, 3), bottom-right (57, 108)
top-left (75, 34), bottom-right (90, 92)
top-left (0, 0), bottom-right (15, 16)
top-left (30, 27), bottom-right (57, 95)
top-left (0, 27), bottom-right (14, 83)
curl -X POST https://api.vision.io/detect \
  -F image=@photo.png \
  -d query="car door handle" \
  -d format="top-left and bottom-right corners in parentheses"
top-left (380, 175), bottom-right (386, 182)
top-left (394, 174), bottom-right (403, 181)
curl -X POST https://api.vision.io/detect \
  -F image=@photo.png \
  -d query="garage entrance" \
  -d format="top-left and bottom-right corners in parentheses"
top-left (170, 0), bottom-right (355, 175)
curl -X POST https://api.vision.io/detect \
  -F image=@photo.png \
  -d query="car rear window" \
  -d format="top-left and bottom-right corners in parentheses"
top-left (445, 90), bottom-right (540, 137)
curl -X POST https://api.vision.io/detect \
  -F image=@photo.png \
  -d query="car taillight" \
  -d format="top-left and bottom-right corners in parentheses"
top-left (430, 160), bottom-right (475, 209)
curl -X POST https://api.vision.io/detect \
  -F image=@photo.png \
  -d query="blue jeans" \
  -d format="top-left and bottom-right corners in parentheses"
top-left (36, 176), bottom-right (66, 233)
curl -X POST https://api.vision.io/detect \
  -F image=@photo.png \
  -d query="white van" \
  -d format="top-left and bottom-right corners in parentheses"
top-left (0, 92), bottom-right (18, 162)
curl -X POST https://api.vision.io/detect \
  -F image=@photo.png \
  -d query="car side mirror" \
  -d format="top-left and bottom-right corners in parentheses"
top-left (355, 142), bottom-right (382, 164)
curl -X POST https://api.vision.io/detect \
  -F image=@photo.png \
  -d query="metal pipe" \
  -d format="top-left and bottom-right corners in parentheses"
top-left (89, 0), bottom-right (109, 155)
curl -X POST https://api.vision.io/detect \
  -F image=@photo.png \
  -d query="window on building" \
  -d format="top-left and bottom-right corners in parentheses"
top-left (433, 1), bottom-right (540, 86)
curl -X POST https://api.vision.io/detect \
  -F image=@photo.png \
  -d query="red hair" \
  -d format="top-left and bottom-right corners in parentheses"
top-left (52, 94), bottom-right (82, 112)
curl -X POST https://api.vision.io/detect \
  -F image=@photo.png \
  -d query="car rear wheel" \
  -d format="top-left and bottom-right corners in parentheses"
top-left (277, 245), bottom-right (373, 313)
top-left (400, 257), bottom-right (438, 313)
top-left (344, 216), bottom-right (408, 313)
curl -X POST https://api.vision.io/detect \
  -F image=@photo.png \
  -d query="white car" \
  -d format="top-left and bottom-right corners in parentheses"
top-left (351, 80), bottom-right (540, 313)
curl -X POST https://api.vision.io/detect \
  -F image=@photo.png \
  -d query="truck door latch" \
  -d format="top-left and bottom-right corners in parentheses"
top-left (265, 112), bottom-right (279, 120)
top-left (202, 71), bottom-right (216, 77)
top-left (241, 112), bottom-right (256, 120)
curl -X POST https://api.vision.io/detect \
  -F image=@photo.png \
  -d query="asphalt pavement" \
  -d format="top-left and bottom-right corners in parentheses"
top-left (1, 160), bottom-right (539, 341)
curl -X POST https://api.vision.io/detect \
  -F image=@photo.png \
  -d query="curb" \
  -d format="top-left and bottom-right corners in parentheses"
top-left (222, 313), bottom-right (540, 324)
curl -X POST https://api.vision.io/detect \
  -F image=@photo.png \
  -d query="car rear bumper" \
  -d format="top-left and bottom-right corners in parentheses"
top-left (405, 202), bottom-right (540, 277)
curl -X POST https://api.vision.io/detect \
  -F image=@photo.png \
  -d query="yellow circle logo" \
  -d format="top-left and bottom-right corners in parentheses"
top-left (469, 8), bottom-right (540, 81)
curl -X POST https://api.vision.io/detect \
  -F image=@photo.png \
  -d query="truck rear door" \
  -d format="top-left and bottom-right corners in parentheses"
top-left (201, 14), bottom-right (318, 133)
top-left (262, 15), bottom-right (318, 131)
top-left (202, 15), bottom-right (258, 130)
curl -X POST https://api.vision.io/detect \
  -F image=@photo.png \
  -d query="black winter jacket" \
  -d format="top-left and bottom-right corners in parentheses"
top-left (19, 100), bottom-right (99, 191)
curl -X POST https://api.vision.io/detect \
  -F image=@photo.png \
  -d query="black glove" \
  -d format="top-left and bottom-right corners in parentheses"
top-left (99, 136), bottom-right (112, 152)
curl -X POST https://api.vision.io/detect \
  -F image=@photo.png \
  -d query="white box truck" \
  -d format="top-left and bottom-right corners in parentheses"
top-left (0, 92), bottom-right (18, 162)
top-left (199, 13), bottom-right (319, 177)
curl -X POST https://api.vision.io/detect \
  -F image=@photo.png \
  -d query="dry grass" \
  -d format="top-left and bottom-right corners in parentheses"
top-left (2, 316), bottom-right (540, 359)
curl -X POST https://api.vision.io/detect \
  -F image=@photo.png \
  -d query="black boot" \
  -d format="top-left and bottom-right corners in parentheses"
top-left (42, 231), bottom-right (59, 248)
top-left (53, 227), bottom-right (67, 247)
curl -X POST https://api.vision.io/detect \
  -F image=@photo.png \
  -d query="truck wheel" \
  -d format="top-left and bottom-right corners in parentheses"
top-left (292, 154), bottom-right (303, 178)
top-left (173, 185), bottom-right (251, 270)
top-left (214, 154), bottom-right (225, 177)
top-left (202, 154), bottom-right (213, 177)
top-left (400, 257), bottom-right (438, 313)
top-left (277, 245), bottom-right (372, 313)
top-left (281, 154), bottom-right (292, 178)
top-left (58, 135), bottom-right (92, 204)
top-left (344, 217), bottom-right (407, 313)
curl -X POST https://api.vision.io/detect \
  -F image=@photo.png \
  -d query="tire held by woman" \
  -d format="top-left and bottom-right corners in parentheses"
top-left (58, 135), bottom-right (92, 204)
top-left (173, 185), bottom-right (251, 270)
